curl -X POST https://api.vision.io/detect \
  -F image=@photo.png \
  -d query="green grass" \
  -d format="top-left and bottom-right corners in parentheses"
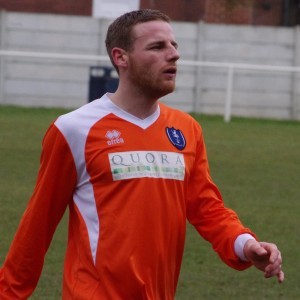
top-left (0, 106), bottom-right (299, 299)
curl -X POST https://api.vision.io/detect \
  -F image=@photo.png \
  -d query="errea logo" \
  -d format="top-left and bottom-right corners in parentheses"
top-left (105, 130), bottom-right (124, 146)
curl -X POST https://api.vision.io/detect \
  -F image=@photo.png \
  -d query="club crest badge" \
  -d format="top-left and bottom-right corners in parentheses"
top-left (166, 127), bottom-right (186, 150)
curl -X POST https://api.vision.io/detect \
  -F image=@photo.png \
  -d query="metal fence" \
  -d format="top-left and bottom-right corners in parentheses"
top-left (1, 49), bottom-right (300, 122)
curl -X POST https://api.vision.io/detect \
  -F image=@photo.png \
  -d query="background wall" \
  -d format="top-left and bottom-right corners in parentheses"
top-left (0, 11), bottom-right (299, 120)
top-left (0, 0), bottom-right (295, 26)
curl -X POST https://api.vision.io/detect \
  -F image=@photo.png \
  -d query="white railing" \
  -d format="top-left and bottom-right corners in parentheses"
top-left (1, 50), bottom-right (300, 122)
top-left (181, 59), bottom-right (300, 122)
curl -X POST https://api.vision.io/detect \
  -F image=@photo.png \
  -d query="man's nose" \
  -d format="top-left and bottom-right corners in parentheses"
top-left (167, 46), bottom-right (180, 62)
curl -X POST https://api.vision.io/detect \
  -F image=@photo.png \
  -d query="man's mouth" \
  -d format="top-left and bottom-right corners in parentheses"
top-left (163, 67), bottom-right (177, 76)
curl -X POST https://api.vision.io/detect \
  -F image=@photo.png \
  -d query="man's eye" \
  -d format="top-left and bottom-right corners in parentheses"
top-left (149, 43), bottom-right (164, 50)
top-left (151, 45), bottom-right (161, 50)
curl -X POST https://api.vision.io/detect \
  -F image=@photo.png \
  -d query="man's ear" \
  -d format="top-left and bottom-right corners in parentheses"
top-left (111, 47), bottom-right (128, 69)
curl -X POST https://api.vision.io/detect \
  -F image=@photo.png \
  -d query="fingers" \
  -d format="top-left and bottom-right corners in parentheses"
top-left (264, 262), bottom-right (282, 279)
top-left (260, 242), bottom-right (284, 283)
top-left (265, 269), bottom-right (284, 284)
top-left (277, 270), bottom-right (285, 284)
top-left (244, 239), bottom-right (267, 261)
top-left (259, 242), bottom-right (280, 264)
top-left (244, 240), bottom-right (284, 283)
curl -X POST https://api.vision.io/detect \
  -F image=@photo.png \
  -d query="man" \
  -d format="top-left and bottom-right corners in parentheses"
top-left (0, 9), bottom-right (284, 299)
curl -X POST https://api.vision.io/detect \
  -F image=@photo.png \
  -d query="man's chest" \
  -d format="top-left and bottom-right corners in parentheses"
top-left (83, 115), bottom-right (195, 183)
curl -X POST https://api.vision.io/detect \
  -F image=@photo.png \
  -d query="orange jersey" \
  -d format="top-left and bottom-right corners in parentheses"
top-left (0, 94), bottom-right (254, 299)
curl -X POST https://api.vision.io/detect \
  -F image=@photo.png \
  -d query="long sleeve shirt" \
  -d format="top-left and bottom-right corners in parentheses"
top-left (0, 94), bottom-right (255, 299)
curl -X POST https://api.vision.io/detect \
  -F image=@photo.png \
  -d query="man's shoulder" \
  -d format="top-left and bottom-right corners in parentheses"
top-left (54, 96), bottom-right (110, 134)
top-left (159, 102), bottom-right (198, 124)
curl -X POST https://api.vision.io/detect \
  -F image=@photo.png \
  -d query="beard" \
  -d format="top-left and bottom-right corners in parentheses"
top-left (128, 57), bottom-right (176, 99)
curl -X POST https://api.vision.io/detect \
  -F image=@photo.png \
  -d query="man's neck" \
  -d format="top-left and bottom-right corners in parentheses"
top-left (108, 88), bottom-right (159, 120)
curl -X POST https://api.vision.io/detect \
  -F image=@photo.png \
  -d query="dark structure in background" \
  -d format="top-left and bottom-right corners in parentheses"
top-left (140, 0), bottom-right (206, 22)
top-left (88, 66), bottom-right (119, 102)
top-left (282, 0), bottom-right (300, 25)
top-left (0, 0), bottom-right (299, 26)
top-left (140, 0), bottom-right (300, 26)
top-left (0, 0), bottom-right (92, 16)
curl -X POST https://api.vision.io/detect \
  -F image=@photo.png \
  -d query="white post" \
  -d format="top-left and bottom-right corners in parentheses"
top-left (0, 11), bottom-right (6, 105)
top-left (194, 21), bottom-right (205, 113)
top-left (224, 65), bottom-right (234, 122)
top-left (292, 26), bottom-right (300, 120)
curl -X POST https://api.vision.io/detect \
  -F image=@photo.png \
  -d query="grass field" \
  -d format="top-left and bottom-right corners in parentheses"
top-left (0, 105), bottom-right (299, 299)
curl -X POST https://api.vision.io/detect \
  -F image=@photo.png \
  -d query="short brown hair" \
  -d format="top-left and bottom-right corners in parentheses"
top-left (105, 9), bottom-right (170, 71)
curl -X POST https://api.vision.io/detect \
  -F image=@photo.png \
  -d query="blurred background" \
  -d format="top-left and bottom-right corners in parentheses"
top-left (0, 0), bottom-right (300, 121)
